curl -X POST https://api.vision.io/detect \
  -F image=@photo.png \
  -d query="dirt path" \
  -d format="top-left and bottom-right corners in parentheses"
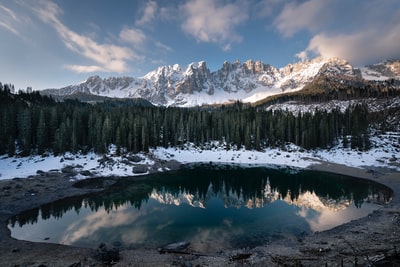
top-left (0, 162), bottom-right (399, 266)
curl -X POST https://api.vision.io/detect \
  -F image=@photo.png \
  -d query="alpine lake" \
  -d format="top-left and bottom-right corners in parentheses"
top-left (8, 164), bottom-right (392, 252)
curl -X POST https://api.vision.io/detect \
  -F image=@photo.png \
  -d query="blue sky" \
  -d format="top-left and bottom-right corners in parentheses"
top-left (1, 0), bottom-right (399, 90)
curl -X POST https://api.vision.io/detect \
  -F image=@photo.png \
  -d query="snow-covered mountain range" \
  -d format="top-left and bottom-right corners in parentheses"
top-left (41, 57), bottom-right (400, 107)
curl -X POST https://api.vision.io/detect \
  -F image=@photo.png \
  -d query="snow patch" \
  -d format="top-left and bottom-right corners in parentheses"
top-left (1, 131), bottom-right (398, 181)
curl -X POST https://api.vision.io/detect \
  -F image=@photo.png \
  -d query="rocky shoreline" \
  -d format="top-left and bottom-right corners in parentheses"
top-left (0, 158), bottom-right (399, 266)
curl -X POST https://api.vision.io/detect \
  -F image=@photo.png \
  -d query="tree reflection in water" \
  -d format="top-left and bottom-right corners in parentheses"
top-left (9, 165), bottom-right (392, 249)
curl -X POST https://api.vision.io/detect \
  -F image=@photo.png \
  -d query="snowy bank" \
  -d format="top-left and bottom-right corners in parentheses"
top-left (0, 131), bottom-right (398, 181)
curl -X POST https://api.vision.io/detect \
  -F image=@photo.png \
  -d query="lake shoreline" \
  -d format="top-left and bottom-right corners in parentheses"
top-left (0, 159), bottom-right (399, 266)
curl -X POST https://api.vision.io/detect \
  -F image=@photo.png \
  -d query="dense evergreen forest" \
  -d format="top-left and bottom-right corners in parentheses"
top-left (0, 82), bottom-right (372, 157)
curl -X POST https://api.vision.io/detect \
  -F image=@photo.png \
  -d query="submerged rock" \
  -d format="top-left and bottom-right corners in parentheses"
top-left (158, 241), bottom-right (190, 254)
top-left (61, 166), bottom-right (77, 175)
top-left (132, 165), bottom-right (148, 174)
top-left (93, 243), bottom-right (119, 263)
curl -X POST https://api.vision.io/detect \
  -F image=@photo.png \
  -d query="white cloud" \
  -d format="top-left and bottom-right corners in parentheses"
top-left (155, 41), bottom-right (173, 52)
top-left (136, 1), bottom-right (157, 26)
top-left (300, 26), bottom-right (400, 65)
top-left (295, 51), bottom-right (308, 62)
top-left (0, 20), bottom-right (19, 36)
top-left (159, 6), bottom-right (176, 21)
top-left (274, 0), bottom-right (334, 38)
top-left (275, 0), bottom-right (400, 65)
top-left (33, 1), bottom-right (136, 73)
top-left (252, 0), bottom-right (283, 19)
top-left (64, 65), bottom-right (105, 73)
top-left (120, 27), bottom-right (146, 46)
top-left (0, 4), bottom-right (23, 37)
top-left (222, 43), bottom-right (232, 52)
top-left (0, 4), bottom-right (18, 20)
top-left (180, 0), bottom-right (248, 50)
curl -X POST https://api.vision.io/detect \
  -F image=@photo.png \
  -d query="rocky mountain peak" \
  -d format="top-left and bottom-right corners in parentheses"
top-left (221, 60), bottom-right (242, 72)
top-left (243, 60), bottom-right (273, 74)
top-left (185, 61), bottom-right (208, 76)
top-left (279, 58), bottom-right (321, 76)
top-left (318, 57), bottom-right (361, 78)
top-left (41, 57), bottom-right (400, 107)
top-left (85, 75), bottom-right (102, 84)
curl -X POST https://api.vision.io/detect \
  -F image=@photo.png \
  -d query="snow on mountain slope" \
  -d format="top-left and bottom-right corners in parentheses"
top-left (41, 58), bottom-right (400, 107)
top-left (243, 58), bottom-right (328, 103)
top-left (361, 60), bottom-right (400, 81)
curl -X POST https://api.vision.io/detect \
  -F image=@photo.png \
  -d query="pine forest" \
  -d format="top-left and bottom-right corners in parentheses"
top-left (0, 82), bottom-right (376, 158)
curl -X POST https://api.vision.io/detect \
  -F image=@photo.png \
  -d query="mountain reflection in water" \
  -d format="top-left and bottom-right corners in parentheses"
top-left (9, 165), bottom-right (392, 250)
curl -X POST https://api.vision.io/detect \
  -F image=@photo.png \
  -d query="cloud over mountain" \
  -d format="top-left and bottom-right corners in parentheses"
top-left (274, 0), bottom-right (400, 65)
top-left (1, 0), bottom-right (399, 90)
top-left (32, 1), bottom-right (136, 73)
top-left (180, 0), bottom-right (248, 51)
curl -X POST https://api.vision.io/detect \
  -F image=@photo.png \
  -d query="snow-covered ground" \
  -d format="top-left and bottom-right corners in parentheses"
top-left (0, 132), bottom-right (398, 181)
top-left (266, 97), bottom-right (400, 117)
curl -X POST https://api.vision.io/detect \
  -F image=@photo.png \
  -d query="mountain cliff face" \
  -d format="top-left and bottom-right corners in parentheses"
top-left (42, 57), bottom-right (400, 107)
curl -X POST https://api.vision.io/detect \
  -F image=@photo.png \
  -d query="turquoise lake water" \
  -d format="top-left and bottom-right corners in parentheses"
top-left (9, 165), bottom-right (392, 251)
